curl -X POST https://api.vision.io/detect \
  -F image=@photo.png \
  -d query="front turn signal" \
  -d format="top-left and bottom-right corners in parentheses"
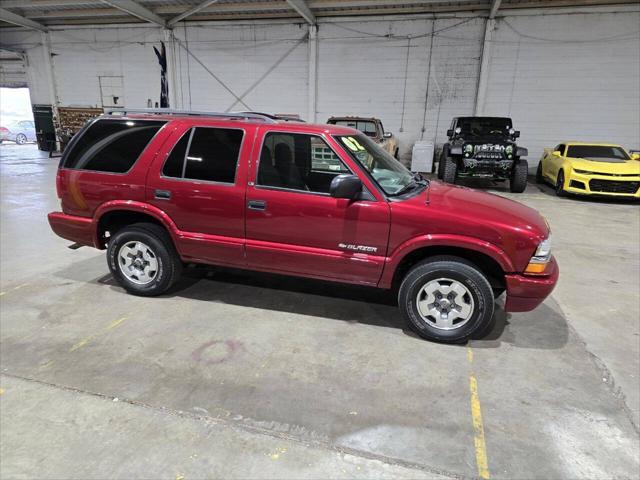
top-left (525, 237), bottom-right (552, 275)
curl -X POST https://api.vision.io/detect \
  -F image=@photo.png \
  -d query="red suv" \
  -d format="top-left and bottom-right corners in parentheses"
top-left (48, 109), bottom-right (558, 342)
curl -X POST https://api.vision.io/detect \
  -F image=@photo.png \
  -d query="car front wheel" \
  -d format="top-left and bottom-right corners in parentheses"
top-left (15, 133), bottom-right (27, 145)
top-left (510, 159), bottom-right (528, 193)
top-left (555, 170), bottom-right (566, 197)
top-left (441, 156), bottom-right (458, 184)
top-left (398, 256), bottom-right (495, 342)
top-left (107, 223), bottom-right (182, 296)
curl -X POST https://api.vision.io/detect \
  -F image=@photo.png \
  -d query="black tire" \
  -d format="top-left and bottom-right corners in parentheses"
top-left (555, 170), bottom-right (566, 197)
top-left (398, 256), bottom-right (495, 342)
top-left (510, 159), bottom-right (528, 193)
top-left (394, 148), bottom-right (399, 160)
top-left (535, 161), bottom-right (544, 184)
top-left (15, 133), bottom-right (27, 145)
top-left (107, 222), bottom-right (182, 296)
top-left (442, 155), bottom-right (458, 184)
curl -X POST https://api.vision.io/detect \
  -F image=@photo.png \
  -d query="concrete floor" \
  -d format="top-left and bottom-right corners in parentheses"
top-left (1, 144), bottom-right (639, 479)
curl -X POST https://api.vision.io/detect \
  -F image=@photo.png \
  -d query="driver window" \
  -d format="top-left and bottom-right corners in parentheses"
top-left (257, 132), bottom-right (350, 195)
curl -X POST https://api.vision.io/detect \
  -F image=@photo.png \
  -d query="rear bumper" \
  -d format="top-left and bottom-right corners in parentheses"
top-left (48, 211), bottom-right (97, 248)
top-left (504, 256), bottom-right (559, 312)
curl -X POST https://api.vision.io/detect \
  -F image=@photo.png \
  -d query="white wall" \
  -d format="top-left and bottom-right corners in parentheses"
top-left (0, 5), bottom-right (638, 164)
top-left (480, 10), bottom-right (640, 162)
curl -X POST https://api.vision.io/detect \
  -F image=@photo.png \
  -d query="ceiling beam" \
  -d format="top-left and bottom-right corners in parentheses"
top-left (286, 0), bottom-right (315, 25)
top-left (167, 0), bottom-right (219, 26)
top-left (0, 7), bottom-right (48, 32)
top-left (489, 0), bottom-right (502, 18)
top-left (99, 0), bottom-right (166, 27)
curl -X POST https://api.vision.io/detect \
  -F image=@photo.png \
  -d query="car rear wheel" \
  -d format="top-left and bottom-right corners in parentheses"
top-left (15, 133), bottom-right (27, 145)
top-left (394, 148), bottom-right (399, 160)
top-left (107, 223), bottom-right (182, 296)
top-left (510, 159), bottom-right (528, 193)
top-left (441, 155), bottom-right (458, 184)
top-left (398, 256), bottom-right (495, 342)
top-left (555, 170), bottom-right (566, 197)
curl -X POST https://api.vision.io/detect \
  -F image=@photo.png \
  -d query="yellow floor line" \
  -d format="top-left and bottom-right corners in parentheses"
top-left (468, 346), bottom-right (491, 479)
top-left (0, 283), bottom-right (30, 297)
top-left (69, 316), bottom-right (128, 352)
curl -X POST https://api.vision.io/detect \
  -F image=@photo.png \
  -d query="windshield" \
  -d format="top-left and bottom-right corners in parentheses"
top-left (566, 145), bottom-right (630, 161)
top-left (458, 118), bottom-right (511, 137)
top-left (337, 134), bottom-right (421, 196)
top-left (333, 120), bottom-right (378, 138)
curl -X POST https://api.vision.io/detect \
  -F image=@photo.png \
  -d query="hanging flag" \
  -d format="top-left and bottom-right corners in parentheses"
top-left (153, 42), bottom-right (169, 108)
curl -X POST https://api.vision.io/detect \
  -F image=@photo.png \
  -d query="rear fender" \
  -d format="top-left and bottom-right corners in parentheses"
top-left (93, 200), bottom-right (181, 250)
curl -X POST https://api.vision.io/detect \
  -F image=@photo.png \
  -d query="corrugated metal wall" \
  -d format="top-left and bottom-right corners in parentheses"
top-left (0, 6), bottom-right (638, 164)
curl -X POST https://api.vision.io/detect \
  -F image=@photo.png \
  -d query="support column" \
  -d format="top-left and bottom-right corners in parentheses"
top-left (474, 18), bottom-right (495, 116)
top-left (41, 31), bottom-right (59, 107)
top-left (307, 24), bottom-right (318, 123)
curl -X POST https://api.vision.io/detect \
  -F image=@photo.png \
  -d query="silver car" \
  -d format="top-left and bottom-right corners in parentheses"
top-left (0, 120), bottom-right (36, 144)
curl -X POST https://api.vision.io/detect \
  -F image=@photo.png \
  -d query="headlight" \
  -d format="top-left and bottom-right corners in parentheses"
top-left (505, 145), bottom-right (513, 155)
top-left (525, 236), bottom-right (552, 274)
top-left (464, 144), bottom-right (473, 153)
top-left (573, 169), bottom-right (593, 175)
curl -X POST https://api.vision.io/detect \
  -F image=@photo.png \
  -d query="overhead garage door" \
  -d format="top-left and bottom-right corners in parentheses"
top-left (0, 50), bottom-right (27, 88)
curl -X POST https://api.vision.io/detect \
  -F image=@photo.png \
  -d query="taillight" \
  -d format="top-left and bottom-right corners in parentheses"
top-left (55, 170), bottom-right (63, 199)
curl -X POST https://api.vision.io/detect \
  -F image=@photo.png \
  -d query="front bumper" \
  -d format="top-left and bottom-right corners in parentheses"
top-left (48, 211), bottom-right (98, 247)
top-left (564, 170), bottom-right (640, 197)
top-left (504, 256), bottom-right (559, 312)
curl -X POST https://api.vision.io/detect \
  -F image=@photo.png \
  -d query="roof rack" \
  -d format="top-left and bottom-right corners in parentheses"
top-left (103, 108), bottom-right (277, 123)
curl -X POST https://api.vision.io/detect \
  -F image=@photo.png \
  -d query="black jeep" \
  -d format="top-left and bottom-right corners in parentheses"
top-left (437, 117), bottom-right (529, 193)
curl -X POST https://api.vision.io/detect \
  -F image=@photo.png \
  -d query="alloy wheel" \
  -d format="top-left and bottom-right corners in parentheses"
top-left (416, 278), bottom-right (475, 330)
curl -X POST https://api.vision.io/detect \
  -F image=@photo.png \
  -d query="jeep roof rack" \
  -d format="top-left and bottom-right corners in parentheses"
top-left (103, 108), bottom-right (277, 123)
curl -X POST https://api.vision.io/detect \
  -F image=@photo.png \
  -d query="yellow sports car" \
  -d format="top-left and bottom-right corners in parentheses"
top-left (537, 142), bottom-right (640, 198)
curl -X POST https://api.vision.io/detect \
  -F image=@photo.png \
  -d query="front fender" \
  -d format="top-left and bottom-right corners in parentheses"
top-left (378, 234), bottom-right (515, 289)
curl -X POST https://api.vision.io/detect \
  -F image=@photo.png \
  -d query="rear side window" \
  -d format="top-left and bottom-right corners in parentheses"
top-left (63, 119), bottom-right (166, 173)
top-left (161, 127), bottom-right (243, 184)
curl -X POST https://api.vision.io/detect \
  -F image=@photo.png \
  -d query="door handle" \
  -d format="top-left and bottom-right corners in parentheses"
top-left (154, 189), bottom-right (171, 200)
top-left (248, 200), bottom-right (267, 211)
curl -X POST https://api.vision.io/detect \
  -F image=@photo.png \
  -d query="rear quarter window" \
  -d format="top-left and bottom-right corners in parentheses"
top-left (63, 119), bottom-right (166, 173)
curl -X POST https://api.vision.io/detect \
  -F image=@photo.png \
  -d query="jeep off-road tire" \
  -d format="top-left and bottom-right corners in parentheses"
top-left (441, 155), bottom-right (458, 184)
top-left (510, 159), bottom-right (528, 193)
top-left (398, 256), bottom-right (495, 342)
top-left (437, 147), bottom-right (448, 179)
top-left (535, 161), bottom-right (544, 184)
top-left (555, 170), bottom-right (567, 197)
top-left (107, 222), bottom-right (182, 296)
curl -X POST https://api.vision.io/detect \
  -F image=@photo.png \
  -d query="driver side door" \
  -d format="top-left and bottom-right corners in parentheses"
top-left (245, 130), bottom-right (390, 286)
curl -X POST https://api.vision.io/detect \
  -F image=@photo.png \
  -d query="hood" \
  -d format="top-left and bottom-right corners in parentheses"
top-left (428, 181), bottom-right (547, 236)
top-left (569, 158), bottom-right (640, 174)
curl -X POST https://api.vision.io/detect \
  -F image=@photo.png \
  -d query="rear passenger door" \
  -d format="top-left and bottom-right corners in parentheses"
top-left (146, 122), bottom-right (252, 267)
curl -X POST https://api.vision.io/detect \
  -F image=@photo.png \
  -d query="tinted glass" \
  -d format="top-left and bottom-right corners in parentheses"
top-left (183, 127), bottom-right (243, 183)
top-left (566, 145), bottom-right (630, 161)
top-left (258, 132), bottom-right (349, 194)
top-left (63, 119), bottom-right (165, 172)
top-left (162, 130), bottom-right (190, 178)
top-left (333, 120), bottom-right (377, 137)
top-left (456, 117), bottom-right (511, 137)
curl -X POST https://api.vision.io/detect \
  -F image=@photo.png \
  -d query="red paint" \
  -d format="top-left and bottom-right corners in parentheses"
top-left (49, 114), bottom-right (558, 313)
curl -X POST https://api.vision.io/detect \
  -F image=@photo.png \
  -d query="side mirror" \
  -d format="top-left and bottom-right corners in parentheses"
top-left (383, 132), bottom-right (392, 139)
top-left (631, 153), bottom-right (640, 160)
top-left (446, 129), bottom-right (453, 137)
top-left (513, 130), bottom-right (520, 138)
top-left (330, 174), bottom-right (362, 200)
top-left (552, 151), bottom-right (561, 157)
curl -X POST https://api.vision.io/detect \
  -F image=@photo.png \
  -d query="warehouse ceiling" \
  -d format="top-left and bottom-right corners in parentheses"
top-left (0, 0), bottom-right (638, 29)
